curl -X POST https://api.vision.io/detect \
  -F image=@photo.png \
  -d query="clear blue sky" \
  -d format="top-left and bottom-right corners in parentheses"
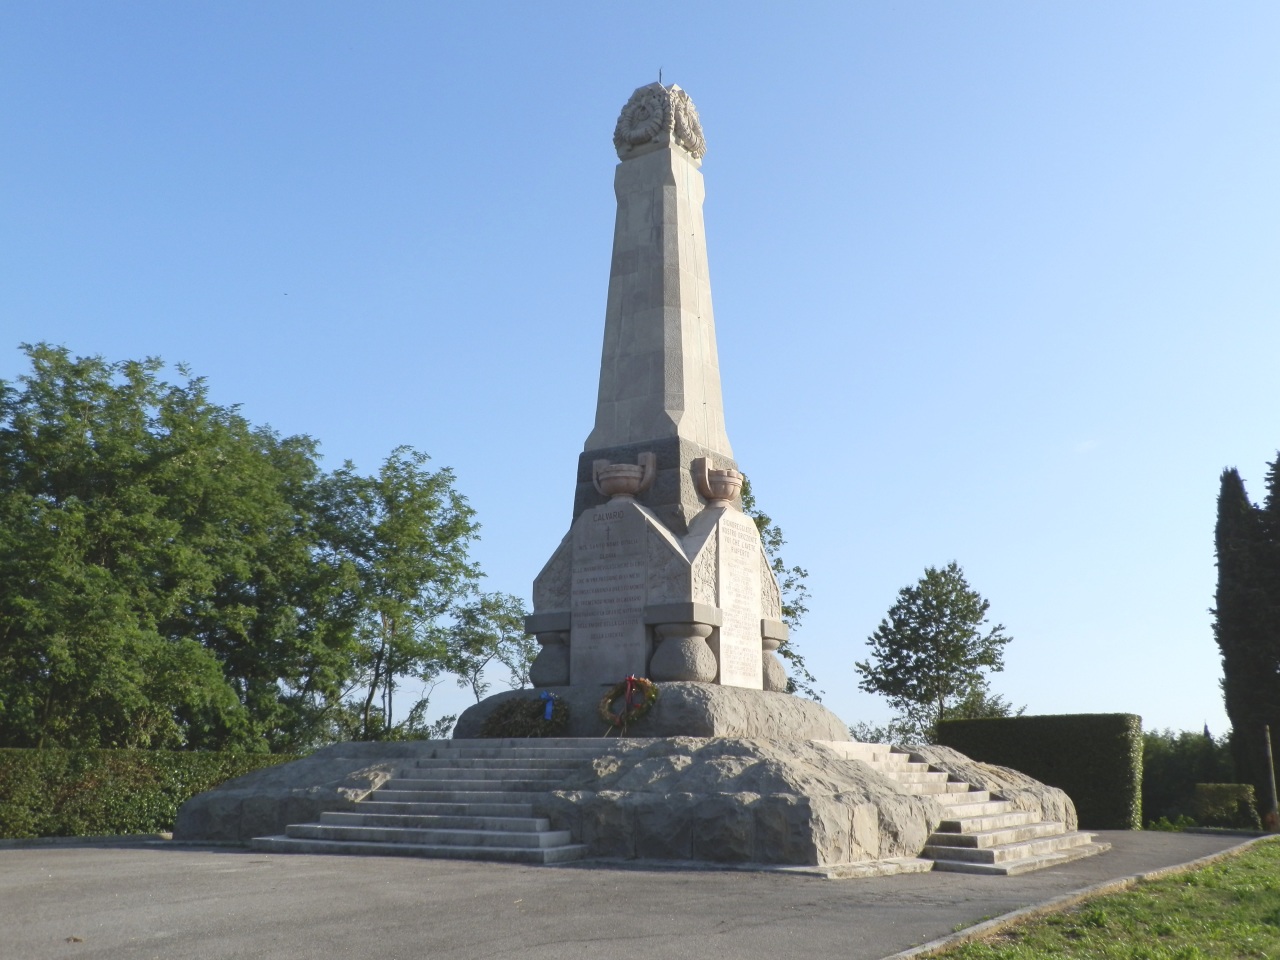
top-left (3, 3), bottom-right (1277, 735)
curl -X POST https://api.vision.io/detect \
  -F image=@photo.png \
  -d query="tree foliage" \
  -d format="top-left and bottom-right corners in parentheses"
top-left (444, 591), bottom-right (533, 703)
top-left (740, 476), bottom-right (820, 700)
top-left (1213, 464), bottom-right (1280, 813)
top-left (854, 561), bottom-right (1012, 742)
top-left (0, 344), bottom-right (482, 752)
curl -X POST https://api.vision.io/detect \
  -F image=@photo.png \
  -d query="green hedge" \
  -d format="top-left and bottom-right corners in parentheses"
top-left (1192, 783), bottom-right (1262, 830)
top-left (0, 749), bottom-right (297, 840)
top-left (936, 713), bottom-right (1143, 829)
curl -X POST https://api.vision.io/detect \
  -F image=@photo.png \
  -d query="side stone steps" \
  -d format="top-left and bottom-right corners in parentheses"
top-left (927, 819), bottom-right (1067, 849)
top-left (936, 809), bottom-right (1038, 833)
top-left (927, 834), bottom-right (1111, 876)
top-left (846, 743), bottom-right (1110, 876)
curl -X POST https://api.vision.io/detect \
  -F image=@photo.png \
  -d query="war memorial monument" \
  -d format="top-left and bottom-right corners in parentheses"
top-left (178, 82), bottom-right (1108, 876)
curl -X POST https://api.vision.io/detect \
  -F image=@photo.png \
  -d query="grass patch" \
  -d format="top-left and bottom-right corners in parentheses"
top-left (938, 839), bottom-right (1280, 960)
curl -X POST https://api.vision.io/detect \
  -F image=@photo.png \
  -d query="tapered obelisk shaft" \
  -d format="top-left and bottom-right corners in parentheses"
top-left (573, 83), bottom-right (737, 536)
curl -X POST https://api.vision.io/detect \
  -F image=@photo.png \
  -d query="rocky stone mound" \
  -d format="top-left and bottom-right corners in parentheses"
top-left (536, 738), bottom-right (936, 865)
top-left (452, 682), bottom-right (850, 741)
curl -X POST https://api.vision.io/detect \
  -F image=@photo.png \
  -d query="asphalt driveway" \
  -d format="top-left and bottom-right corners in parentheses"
top-left (0, 831), bottom-right (1254, 960)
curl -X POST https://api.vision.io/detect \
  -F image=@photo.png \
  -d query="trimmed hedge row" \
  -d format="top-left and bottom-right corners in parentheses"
top-left (936, 713), bottom-right (1143, 829)
top-left (0, 749), bottom-right (297, 840)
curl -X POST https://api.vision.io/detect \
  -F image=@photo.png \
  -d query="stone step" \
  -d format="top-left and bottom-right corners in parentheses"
top-left (319, 811), bottom-right (551, 832)
top-left (354, 800), bottom-right (536, 818)
top-left (369, 789), bottom-right (556, 805)
top-left (875, 760), bottom-right (932, 774)
top-left (929, 840), bottom-right (1111, 876)
top-left (379, 778), bottom-right (558, 793)
top-left (928, 789), bottom-right (992, 805)
top-left (285, 823), bottom-right (573, 850)
top-left (409, 757), bottom-right (591, 771)
top-left (923, 831), bottom-right (1096, 865)
top-left (893, 780), bottom-right (975, 796)
top-left (251, 835), bottom-right (587, 865)
top-left (933, 798), bottom-right (1013, 817)
top-left (926, 820), bottom-right (1067, 849)
top-left (881, 770), bottom-right (953, 784)
top-left (391, 767), bottom-right (572, 783)
top-left (935, 810), bottom-right (1039, 833)
top-left (819, 742), bottom-right (896, 764)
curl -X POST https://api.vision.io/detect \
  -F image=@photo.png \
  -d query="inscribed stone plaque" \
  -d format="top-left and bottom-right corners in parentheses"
top-left (570, 501), bottom-right (649, 686)
top-left (715, 511), bottom-right (764, 688)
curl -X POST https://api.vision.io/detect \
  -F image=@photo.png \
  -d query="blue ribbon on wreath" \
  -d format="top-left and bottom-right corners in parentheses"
top-left (540, 691), bottom-right (556, 720)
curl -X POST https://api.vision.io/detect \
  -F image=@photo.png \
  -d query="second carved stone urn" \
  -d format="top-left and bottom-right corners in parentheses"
top-left (592, 451), bottom-right (656, 500)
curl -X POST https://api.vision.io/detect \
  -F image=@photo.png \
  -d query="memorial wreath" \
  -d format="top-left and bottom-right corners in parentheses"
top-left (599, 675), bottom-right (659, 733)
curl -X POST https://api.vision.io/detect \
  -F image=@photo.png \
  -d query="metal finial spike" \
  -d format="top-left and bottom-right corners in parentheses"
top-left (658, 67), bottom-right (663, 85)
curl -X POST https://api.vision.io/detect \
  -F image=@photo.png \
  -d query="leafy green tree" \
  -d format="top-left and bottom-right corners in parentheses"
top-left (1213, 465), bottom-right (1280, 814)
top-left (444, 592), bottom-right (532, 701)
top-left (0, 344), bottom-right (334, 750)
top-left (318, 447), bottom-right (479, 740)
top-left (855, 561), bottom-right (1012, 742)
top-left (0, 344), bottom-right (483, 752)
top-left (740, 476), bottom-right (820, 700)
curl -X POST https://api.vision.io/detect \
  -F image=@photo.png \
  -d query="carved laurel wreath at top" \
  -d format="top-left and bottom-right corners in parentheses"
top-left (613, 87), bottom-right (668, 153)
top-left (669, 88), bottom-right (706, 159)
top-left (613, 86), bottom-right (707, 160)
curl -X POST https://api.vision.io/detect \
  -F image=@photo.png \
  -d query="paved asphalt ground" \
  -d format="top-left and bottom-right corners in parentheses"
top-left (0, 831), bottom-right (1255, 960)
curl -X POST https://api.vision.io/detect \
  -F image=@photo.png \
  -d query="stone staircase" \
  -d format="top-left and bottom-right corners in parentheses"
top-left (252, 738), bottom-right (1109, 875)
top-left (251, 739), bottom-right (609, 864)
top-left (825, 741), bottom-right (1110, 875)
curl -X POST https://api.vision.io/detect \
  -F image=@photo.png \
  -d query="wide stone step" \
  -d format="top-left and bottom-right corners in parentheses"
top-left (320, 811), bottom-right (551, 832)
top-left (448, 738), bottom-right (620, 748)
top-left (379, 778), bottom-right (558, 793)
top-left (935, 810), bottom-right (1038, 833)
top-left (409, 757), bottom-right (590, 771)
top-left (354, 800), bottom-right (536, 817)
top-left (926, 820), bottom-right (1066, 849)
top-left (370, 789), bottom-right (556, 805)
top-left (929, 840), bottom-right (1111, 876)
top-left (436, 745), bottom-right (619, 760)
top-left (251, 835), bottom-right (587, 864)
top-left (390, 767), bottom-right (571, 783)
top-left (923, 831), bottom-right (1096, 865)
top-left (286, 823), bottom-right (573, 849)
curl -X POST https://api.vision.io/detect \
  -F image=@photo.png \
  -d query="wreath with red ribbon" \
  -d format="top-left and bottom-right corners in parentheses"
top-left (598, 675), bottom-right (659, 733)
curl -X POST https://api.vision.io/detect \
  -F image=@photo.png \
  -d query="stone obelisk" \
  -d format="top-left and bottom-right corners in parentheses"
top-left (525, 82), bottom-right (790, 695)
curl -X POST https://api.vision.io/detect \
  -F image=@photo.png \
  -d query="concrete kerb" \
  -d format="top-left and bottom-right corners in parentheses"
top-left (0, 833), bottom-right (172, 850)
top-left (881, 834), bottom-right (1280, 960)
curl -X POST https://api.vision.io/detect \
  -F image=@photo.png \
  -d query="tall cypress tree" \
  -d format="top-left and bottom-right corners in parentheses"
top-left (1213, 465), bottom-right (1280, 811)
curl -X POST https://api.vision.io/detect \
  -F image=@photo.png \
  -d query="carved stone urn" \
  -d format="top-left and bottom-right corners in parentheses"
top-left (592, 451), bottom-right (656, 500)
top-left (693, 456), bottom-right (743, 505)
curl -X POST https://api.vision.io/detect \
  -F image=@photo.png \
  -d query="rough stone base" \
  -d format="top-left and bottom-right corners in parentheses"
top-left (537, 738), bottom-right (939, 866)
top-left (451, 682), bottom-right (850, 740)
